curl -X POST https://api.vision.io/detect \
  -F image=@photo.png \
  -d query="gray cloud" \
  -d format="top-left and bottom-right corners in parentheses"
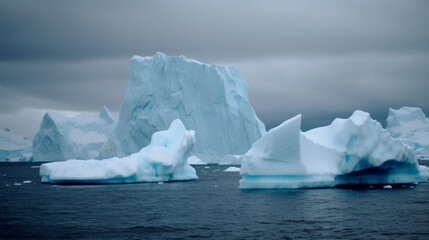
top-left (0, 0), bottom-right (428, 137)
top-left (233, 53), bottom-right (429, 129)
top-left (1, 0), bottom-right (428, 62)
top-left (0, 58), bottom-right (129, 113)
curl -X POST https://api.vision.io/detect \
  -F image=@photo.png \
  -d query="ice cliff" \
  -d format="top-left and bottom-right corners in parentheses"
top-left (0, 128), bottom-right (32, 162)
top-left (387, 107), bottom-right (429, 159)
top-left (33, 106), bottom-right (115, 162)
top-left (240, 110), bottom-right (429, 189)
top-left (40, 119), bottom-right (197, 184)
top-left (100, 52), bottom-right (265, 163)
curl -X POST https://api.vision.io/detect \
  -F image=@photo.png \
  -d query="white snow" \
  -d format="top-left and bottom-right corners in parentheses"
top-left (240, 110), bottom-right (429, 189)
top-left (187, 155), bottom-right (207, 165)
top-left (100, 52), bottom-right (265, 163)
top-left (223, 166), bottom-right (241, 172)
top-left (39, 119), bottom-right (198, 184)
top-left (33, 106), bottom-right (115, 161)
top-left (0, 127), bottom-right (32, 162)
top-left (387, 107), bottom-right (429, 159)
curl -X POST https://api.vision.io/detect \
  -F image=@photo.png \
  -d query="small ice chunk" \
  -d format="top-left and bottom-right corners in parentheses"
top-left (383, 185), bottom-right (393, 189)
top-left (14, 183), bottom-right (21, 186)
top-left (223, 167), bottom-right (241, 172)
top-left (22, 180), bottom-right (32, 184)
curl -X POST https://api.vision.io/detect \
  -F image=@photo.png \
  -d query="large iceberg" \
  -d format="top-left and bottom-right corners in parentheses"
top-left (100, 52), bottom-right (265, 163)
top-left (33, 106), bottom-right (115, 162)
top-left (240, 111), bottom-right (429, 189)
top-left (40, 119), bottom-right (197, 184)
top-left (387, 107), bottom-right (429, 159)
top-left (0, 128), bottom-right (32, 162)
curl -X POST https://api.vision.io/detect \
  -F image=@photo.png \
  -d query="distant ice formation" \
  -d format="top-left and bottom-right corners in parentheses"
top-left (187, 155), bottom-right (207, 165)
top-left (387, 107), bottom-right (429, 159)
top-left (100, 52), bottom-right (265, 163)
top-left (219, 155), bottom-right (242, 165)
top-left (40, 119), bottom-right (197, 184)
top-left (0, 128), bottom-right (32, 162)
top-left (240, 110), bottom-right (429, 189)
top-left (33, 106), bottom-right (115, 162)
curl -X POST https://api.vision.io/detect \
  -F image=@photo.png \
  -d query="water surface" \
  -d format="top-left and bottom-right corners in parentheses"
top-left (1, 162), bottom-right (429, 239)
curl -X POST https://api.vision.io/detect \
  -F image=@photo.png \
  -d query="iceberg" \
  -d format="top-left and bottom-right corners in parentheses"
top-left (100, 53), bottom-right (265, 163)
top-left (40, 119), bottom-right (197, 184)
top-left (33, 106), bottom-right (115, 162)
top-left (0, 128), bottom-right (32, 162)
top-left (240, 110), bottom-right (429, 189)
top-left (187, 155), bottom-right (207, 165)
top-left (387, 107), bottom-right (429, 159)
top-left (219, 155), bottom-right (242, 165)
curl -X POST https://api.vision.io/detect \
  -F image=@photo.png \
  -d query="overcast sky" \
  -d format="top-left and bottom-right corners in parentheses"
top-left (1, 0), bottom-right (428, 138)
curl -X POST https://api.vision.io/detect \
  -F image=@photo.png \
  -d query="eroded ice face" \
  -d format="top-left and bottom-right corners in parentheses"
top-left (100, 52), bottom-right (265, 163)
top-left (387, 107), bottom-right (429, 158)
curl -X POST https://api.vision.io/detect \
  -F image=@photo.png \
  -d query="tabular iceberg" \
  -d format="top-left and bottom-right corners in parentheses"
top-left (0, 128), bottom-right (32, 162)
top-left (240, 110), bottom-right (429, 189)
top-left (40, 119), bottom-right (197, 184)
top-left (100, 52), bottom-right (265, 163)
top-left (387, 107), bottom-right (429, 159)
top-left (33, 106), bottom-right (115, 162)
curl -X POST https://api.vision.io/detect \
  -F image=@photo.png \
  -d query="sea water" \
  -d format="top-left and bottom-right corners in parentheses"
top-left (1, 162), bottom-right (429, 239)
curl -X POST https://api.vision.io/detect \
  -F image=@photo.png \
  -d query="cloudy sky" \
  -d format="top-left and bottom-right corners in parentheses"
top-left (1, 0), bottom-right (428, 138)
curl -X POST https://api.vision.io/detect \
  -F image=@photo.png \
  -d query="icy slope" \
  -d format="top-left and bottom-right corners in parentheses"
top-left (100, 53), bottom-right (265, 163)
top-left (40, 119), bottom-right (197, 184)
top-left (240, 111), bottom-right (428, 189)
top-left (33, 106), bottom-right (115, 162)
top-left (0, 128), bottom-right (32, 162)
top-left (387, 107), bottom-right (429, 159)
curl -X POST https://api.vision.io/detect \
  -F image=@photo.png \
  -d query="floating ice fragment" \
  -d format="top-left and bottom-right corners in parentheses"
top-left (224, 167), bottom-right (241, 172)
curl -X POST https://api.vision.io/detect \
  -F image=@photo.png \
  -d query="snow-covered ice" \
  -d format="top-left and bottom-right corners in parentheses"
top-left (387, 107), bottom-right (429, 159)
top-left (240, 110), bottom-right (429, 189)
top-left (224, 167), bottom-right (241, 172)
top-left (39, 119), bottom-right (198, 184)
top-left (33, 106), bottom-right (115, 162)
top-left (0, 127), bottom-right (32, 162)
top-left (100, 52), bottom-right (265, 163)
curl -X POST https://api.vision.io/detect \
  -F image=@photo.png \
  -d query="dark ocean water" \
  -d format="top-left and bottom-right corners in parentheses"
top-left (1, 162), bottom-right (429, 240)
